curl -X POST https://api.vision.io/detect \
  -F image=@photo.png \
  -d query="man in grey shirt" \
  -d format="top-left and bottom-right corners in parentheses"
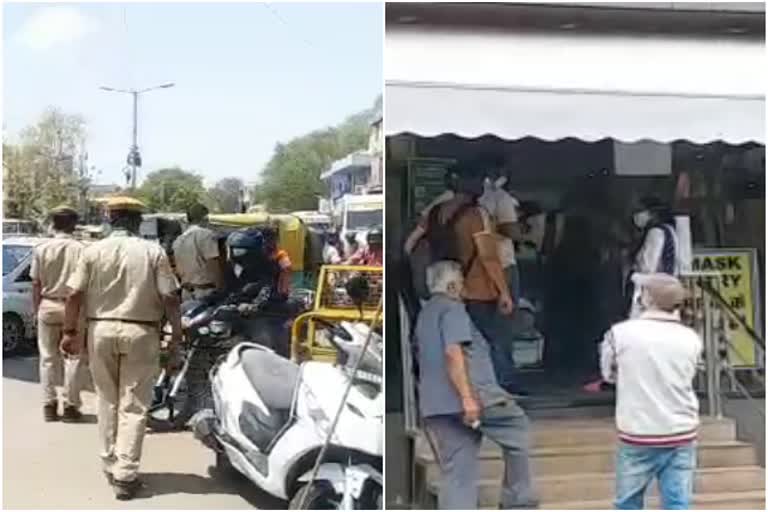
top-left (416, 260), bottom-right (537, 510)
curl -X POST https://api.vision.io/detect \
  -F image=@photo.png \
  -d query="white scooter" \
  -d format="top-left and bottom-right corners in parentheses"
top-left (192, 318), bottom-right (383, 509)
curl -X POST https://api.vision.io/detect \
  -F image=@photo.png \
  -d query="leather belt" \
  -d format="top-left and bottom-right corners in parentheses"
top-left (182, 283), bottom-right (216, 291)
top-left (88, 318), bottom-right (159, 327)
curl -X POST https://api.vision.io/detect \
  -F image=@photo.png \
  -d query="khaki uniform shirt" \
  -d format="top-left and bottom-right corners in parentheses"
top-left (67, 230), bottom-right (179, 323)
top-left (30, 233), bottom-right (86, 324)
top-left (172, 224), bottom-right (220, 286)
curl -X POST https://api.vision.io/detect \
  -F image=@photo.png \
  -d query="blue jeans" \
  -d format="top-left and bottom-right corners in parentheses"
top-left (465, 265), bottom-right (522, 392)
top-left (615, 442), bottom-right (697, 510)
top-left (466, 301), bottom-right (518, 392)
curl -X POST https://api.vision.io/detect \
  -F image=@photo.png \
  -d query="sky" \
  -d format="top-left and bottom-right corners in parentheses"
top-left (3, 2), bottom-right (383, 187)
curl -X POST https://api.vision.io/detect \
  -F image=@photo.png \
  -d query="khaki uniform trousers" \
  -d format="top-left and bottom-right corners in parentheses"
top-left (37, 307), bottom-right (86, 408)
top-left (88, 320), bottom-right (159, 482)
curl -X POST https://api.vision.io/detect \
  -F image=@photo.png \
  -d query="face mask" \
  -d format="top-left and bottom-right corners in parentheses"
top-left (633, 210), bottom-right (652, 229)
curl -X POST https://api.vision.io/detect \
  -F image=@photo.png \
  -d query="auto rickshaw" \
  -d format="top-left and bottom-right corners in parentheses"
top-left (289, 264), bottom-right (383, 363)
top-left (208, 212), bottom-right (320, 289)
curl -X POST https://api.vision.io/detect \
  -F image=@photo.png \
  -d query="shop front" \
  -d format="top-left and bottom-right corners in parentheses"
top-left (384, 3), bottom-right (765, 507)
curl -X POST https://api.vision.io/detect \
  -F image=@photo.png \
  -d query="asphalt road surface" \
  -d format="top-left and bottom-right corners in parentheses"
top-left (3, 353), bottom-right (285, 509)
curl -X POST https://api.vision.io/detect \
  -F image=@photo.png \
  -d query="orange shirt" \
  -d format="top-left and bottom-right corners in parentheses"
top-left (272, 249), bottom-right (292, 271)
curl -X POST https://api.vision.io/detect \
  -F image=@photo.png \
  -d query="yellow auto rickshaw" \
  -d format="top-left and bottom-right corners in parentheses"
top-left (290, 264), bottom-right (383, 363)
top-left (208, 212), bottom-right (319, 288)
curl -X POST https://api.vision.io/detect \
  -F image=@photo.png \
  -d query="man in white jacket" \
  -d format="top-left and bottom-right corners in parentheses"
top-left (600, 273), bottom-right (702, 510)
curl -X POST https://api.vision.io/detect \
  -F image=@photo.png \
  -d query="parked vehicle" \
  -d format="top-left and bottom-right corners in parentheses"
top-left (3, 219), bottom-right (40, 239)
top-left (148, 283), bottom-right (313, 432)
top-left (2, 237), bottom-right (46, 355)
top-left (333, 194), bottom-right (383, 255)
top-left (191, 318), bottom-right (383, 509)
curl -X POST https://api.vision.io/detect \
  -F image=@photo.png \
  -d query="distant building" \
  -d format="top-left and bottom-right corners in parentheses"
top-left (88, 184), bottom-right (121, 199)
top-left (321, 110), bottom-right (384, 205)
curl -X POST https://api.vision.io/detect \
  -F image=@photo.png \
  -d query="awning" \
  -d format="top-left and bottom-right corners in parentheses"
top-left (385, 28), bottom-right (765, 143)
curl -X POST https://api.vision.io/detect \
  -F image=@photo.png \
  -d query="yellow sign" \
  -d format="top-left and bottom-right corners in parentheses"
top-left (691, 249), bottom-right (761, 367)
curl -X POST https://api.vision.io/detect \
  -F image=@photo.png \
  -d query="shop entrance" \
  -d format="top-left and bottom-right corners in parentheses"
top-left (388, 134), bottom-right (765, 410)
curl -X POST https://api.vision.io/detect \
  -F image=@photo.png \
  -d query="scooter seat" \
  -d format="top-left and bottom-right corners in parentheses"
top-left (240, 348), bottom-right (299, 410)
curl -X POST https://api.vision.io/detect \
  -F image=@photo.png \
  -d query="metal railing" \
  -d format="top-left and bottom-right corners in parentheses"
top-left (680, 272), bottom-right (765, 420)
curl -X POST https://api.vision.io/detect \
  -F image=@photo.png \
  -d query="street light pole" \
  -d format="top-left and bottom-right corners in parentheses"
top-left (131, 90), bottom-right (139, 190)
top-left (99, 82), bottom-right (175, 190)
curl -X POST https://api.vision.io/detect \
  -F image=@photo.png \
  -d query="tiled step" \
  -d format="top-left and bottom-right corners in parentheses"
top-left (537, 490), bottom-right (766, 510)
top-left (427, 466), bottom-right (766, 506)
top-left (415, 418), bottom-right (736, 454)
top-left (419, 440), bottom-right (758, 480)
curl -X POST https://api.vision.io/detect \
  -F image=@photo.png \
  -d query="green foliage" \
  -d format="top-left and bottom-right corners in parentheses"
top-left (3, 107), bottom-right (87, 220)
top-left (138, 167), bottom-right (209, 213)
top-left (254, 96), bottom-right (381, 212)
top-left (208, 177), bottom-right (245, 213)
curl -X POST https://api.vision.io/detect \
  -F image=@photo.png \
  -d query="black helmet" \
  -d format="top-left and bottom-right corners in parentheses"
top-left (227, 228), bottom-right (264, 262)
top-left (367, 226), bottom-right (383, 246)
top-left (326, 230), bottom-right (340, 244)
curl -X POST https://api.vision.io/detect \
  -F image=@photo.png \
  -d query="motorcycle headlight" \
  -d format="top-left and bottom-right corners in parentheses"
top-left (198, 326), bottom-right (210, 336)
top-left (209, 320), bottom-right (229, 336)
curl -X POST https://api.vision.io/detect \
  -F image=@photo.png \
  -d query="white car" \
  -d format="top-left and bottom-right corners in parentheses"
top-left (3, 237), bottom-right (46, 355)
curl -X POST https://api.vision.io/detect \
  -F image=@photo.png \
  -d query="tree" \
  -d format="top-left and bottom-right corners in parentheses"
top-left (138, 167), bottom-right (209, 213)
top-left (254, 96), bottom-right (381, 212)
top-left (208, 177), bottom-right (245, 213)
top-left (3, 107), bottom-right (89, 220)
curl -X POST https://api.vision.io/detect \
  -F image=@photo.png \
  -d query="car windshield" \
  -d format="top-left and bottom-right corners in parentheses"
top-left (347, 209), bottom-right (382, 231)
top-left (3, 245), bottom-right (32, 276)
top-left (3, 222), bottom-right (36, 235)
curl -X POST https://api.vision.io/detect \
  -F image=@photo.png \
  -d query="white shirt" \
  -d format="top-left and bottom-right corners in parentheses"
top-left (601, 310), bottom-right (702, 440)
top-left (635, 226), bottom-right (681, 276)
top-left (478, 183), bottom-right (519, 267)
top-left (323, 244), bottom-right (342, 264)
top-left (630, 225), bottom-right (682, 318)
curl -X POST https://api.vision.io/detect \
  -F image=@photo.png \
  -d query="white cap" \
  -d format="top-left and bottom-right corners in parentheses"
top-left (632, 273), bottom-right (686, 311)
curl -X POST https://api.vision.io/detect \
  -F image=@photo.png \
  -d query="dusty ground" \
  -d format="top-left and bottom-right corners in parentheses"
top-left (3, 353), bottom-right (285, 510)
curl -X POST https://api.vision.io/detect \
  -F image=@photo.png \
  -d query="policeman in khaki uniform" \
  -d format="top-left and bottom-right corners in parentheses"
top-left (31, 205), bottom-right (87, 422)
top-left (61, 197), bottom-right (182, 500)
top-left (172, 203), bottom-right (223, 301)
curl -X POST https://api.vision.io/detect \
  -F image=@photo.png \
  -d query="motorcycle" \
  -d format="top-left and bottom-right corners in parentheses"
top-left (148, 283), bottom-right (313, 432)
top-left (191, 316), bottom-right (383, 509)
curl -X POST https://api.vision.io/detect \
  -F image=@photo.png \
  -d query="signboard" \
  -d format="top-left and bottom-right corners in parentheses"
top-left (691, 248), bottom-right (762, 368)
top-left (407, 157), bottom-right (455, 220)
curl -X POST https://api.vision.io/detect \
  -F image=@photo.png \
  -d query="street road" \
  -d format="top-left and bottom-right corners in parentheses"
top-left (3, 353), bottom-right (285, 509)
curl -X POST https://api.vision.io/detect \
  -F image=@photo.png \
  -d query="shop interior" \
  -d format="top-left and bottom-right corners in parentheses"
top-left (386, 134), bottom-right (765, 410)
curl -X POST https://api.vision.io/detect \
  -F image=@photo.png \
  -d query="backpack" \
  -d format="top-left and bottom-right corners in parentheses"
top-left (409, 203), bottom-right (477, 299)
top-left (425, 202), bottom-right (478, 269)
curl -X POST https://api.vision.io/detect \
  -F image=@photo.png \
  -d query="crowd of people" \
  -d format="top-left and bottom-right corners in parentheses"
top-left (28, 198), bottom-right (320, 500)
top-left (322, 226), bottom-right (384, 267)
top-left (408, 162), bottom-right (702, 510)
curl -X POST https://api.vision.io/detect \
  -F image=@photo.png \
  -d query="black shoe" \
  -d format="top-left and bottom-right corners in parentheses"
top-left (61, 406), bottom-right (83, 423)
top-left (113, 478), bottom-right (143, 501)
top-left (43, 403), bottom-right (59, 422)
